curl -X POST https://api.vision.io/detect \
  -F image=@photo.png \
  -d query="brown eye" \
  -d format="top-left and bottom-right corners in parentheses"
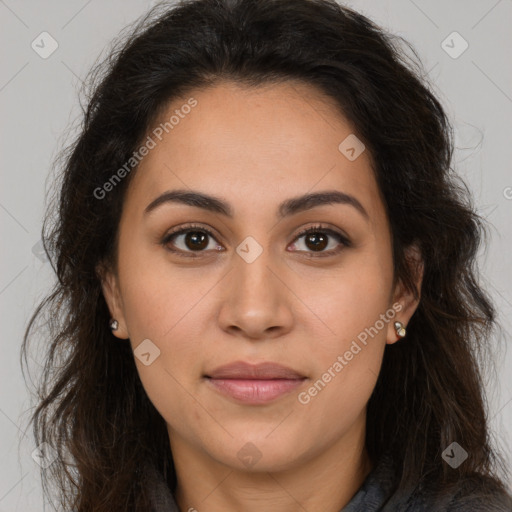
top-left (182, 231), bottom-right (209, 250)
top-left (290, 225), bottom-right (351, 257)
top-left (161, 225), bottom-right (222, 256)
top-left (303, 232), bottom-right (328, 251)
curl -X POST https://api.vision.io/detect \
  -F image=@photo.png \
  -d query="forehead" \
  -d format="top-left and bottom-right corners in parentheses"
top-left (124, 80), bottom-right (384, 223)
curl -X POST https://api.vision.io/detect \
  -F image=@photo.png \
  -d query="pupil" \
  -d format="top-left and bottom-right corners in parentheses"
top-left (306, 233), bottom-right (327, 251)
top-left (186, 231), bottom-right (208, 250)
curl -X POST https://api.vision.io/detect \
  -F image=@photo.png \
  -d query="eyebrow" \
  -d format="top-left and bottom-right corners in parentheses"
top-left (144, 188), bottom-right (369, 220)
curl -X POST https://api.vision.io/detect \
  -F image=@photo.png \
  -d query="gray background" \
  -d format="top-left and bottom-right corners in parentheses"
top-left (1, 0), bottom-right (511, 509)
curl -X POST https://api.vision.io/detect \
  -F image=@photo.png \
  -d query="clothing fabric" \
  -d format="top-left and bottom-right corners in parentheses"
top-left (143, 454), bottom-right (512, 511)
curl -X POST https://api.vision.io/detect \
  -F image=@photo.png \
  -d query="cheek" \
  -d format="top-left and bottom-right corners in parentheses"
top-left (296, 281), bottom-right (388, 440)
top-left (117, 247), bottom-right (214, 395)
top-left (300, 250), bottom-right (393, 346)
top-left (293, 249), bottom-right (392, 413)
top-left (121, 270), bottom-right (209, 377)
top-left (117, 235), bottom-right (208, 340)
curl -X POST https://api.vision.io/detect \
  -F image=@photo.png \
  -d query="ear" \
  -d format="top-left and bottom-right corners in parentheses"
top-left (96, 262), bottom-right (129, 340)
top-left (386, 244), bottom-right (423, 345)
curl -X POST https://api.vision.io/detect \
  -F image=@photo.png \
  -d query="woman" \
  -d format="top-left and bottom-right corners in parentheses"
top-left (22, 0), bottom-right (512, 510)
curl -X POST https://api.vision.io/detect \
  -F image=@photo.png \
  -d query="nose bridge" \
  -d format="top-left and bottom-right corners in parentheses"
top-left (217, 233), bottom-right (294, 337)
top-left (233, 234), bottom-right (278, 299)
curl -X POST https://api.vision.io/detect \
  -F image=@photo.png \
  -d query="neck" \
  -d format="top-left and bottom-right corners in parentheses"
top-left (169, 413), bottom-right (373, 512)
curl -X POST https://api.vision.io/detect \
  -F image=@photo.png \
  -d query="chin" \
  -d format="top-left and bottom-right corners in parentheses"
top-left (212, 435), bottom-right (311, 473)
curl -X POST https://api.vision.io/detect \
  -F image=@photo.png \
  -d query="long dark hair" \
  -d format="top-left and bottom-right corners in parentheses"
top-left (21, 0), bottom-right (510, 510)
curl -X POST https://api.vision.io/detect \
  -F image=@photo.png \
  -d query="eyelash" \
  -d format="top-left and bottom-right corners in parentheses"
top-left (160, 223), bottom-right (351, 259)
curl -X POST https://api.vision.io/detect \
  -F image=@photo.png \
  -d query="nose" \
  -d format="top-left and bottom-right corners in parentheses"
top-left (216, 246), bottom-right (294, 341)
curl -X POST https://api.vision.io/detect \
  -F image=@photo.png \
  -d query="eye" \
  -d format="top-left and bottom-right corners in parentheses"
top-left (161, 223), bottom-right (351, 258)
top-left (161, 224), bottom-right (223, 257)
top-left (289, 225), bottom-right (351, 257)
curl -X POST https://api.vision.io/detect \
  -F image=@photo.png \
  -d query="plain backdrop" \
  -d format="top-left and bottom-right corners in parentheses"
top-left (1, 0), bottom-right (511, 509)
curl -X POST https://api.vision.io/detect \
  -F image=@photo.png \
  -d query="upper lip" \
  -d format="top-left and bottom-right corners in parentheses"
top-left (205, 361), bottom-right (306, 380)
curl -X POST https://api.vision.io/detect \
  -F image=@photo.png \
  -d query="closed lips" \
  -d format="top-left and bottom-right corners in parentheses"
top-left (204, 362), bottom-right (308, 404)
top-left (205, 361), bottom-right (306, 380)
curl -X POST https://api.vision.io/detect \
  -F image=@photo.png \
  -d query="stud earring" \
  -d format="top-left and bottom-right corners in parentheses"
top-left (394, 321), bottom-right (406, 338)
top-left (109, 318), bottom-right (119, 331)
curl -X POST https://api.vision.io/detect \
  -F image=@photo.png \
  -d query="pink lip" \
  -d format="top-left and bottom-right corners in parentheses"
top-left (204, 361), bottom-right (307, 404)
top-left (206, 378), bottom-right (305, 404)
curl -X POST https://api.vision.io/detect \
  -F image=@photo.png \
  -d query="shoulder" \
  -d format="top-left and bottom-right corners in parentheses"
top-left (398, 473), bottom-right (512, 512)
top-left (441, 474), bottom-right (512, 512)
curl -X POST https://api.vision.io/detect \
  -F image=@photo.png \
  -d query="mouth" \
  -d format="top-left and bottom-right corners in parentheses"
top-left (204, 361), bottom-right (307, 404)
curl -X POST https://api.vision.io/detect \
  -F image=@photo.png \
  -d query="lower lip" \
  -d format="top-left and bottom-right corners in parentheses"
top-left (205, 378), bottom-right (306, 404)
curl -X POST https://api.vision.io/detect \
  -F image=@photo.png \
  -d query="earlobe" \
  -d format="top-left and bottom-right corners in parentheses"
top-left (96, 263), bottom-right (130, 340)
top-left (386, 245), bottom-right (424, 344)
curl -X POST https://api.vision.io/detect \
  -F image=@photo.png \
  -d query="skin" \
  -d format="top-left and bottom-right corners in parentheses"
top-left (100, 80), bottom-right (422, 512)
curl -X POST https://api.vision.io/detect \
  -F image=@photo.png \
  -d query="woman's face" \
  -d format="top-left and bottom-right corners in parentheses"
top-left (101, 80), bottom-right (420, 472)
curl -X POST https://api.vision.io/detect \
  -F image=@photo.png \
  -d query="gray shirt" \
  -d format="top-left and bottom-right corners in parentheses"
top-left (143, 454), bottom-right (512, 511)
